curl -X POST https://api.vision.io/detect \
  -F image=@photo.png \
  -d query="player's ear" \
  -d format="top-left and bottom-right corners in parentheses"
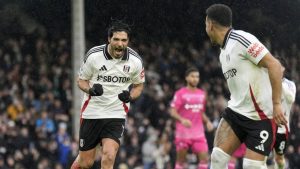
top-left (209, 20), bottom-right (214, 31)
top-left (108, 37), bottom-right (111, 43)
top-left (205, 17), bottom-right (212, 30)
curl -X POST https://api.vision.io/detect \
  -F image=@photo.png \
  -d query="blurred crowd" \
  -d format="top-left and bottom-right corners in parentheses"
top-left (0, 34), bottom-right (300, 169)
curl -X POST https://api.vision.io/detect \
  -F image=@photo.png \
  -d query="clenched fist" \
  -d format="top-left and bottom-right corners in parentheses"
top-left (118, 90), bottom-right (131, 103)
top-left (89, 84), bottom-right (103, 96)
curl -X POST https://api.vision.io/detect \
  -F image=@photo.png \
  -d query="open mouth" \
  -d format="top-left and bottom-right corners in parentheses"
top-left (114, 48), bottom-right (124, 55)
top-left (115, 48), bottom-right (123, 52)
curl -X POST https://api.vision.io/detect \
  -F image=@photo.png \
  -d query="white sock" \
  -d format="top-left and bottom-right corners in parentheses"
top-left (243, 158), bottom-right (267, 169)
top-left (210, 147), bottom-right (231, 169)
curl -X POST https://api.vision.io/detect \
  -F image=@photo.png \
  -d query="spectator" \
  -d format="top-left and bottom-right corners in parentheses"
top-left (35, 111), bottom-right (55, 136)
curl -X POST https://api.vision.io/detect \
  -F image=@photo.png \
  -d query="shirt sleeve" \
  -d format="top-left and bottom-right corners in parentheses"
top-left (131, 60), bottom-right (145, 84)
top-left (283, 80), bottom-right (297, 104)
top-left (78, 54), bottom-right (94, 80)
top-left (170, 91), bottom-right (182, 110)
top-left (202, 92), bottom-right (207, 113)
top-left (242, 33), bottom-right (269, 65)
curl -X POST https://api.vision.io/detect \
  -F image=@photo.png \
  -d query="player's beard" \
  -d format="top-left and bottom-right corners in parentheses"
top-left (210, 37), bottom-right (218, 46)
top-left (112, 46), bottom-right (125, 59)
top-left (207, 32), bottom-right (218, 46)
top-left (188, 81), bottom-right (198, 88)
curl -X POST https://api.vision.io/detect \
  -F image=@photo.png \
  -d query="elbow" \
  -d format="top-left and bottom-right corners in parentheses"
top-left (133, 83), bottom-right (144, 95)
top-left (138, 83), bottom-right (144, 91)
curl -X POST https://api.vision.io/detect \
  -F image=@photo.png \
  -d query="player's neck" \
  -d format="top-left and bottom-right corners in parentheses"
top-left (217, 27), bottom-right (231, 46)
top-left (186, 86), bottom-right (197, 91)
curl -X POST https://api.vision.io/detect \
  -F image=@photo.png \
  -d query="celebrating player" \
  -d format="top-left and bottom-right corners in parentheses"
top-left (71, 20), bottom-right (145, 169)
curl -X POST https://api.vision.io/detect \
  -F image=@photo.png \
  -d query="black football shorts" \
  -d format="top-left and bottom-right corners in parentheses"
top-left (222, 107), bottom-right (277, 156)
top-left (273, 133), bottom-right (288, 155)
top-left (79, 118), bottom-right (125, 151)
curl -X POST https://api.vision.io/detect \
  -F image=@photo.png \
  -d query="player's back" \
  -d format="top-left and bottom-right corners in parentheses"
top-left (220, 29), bottom-right (273, 120)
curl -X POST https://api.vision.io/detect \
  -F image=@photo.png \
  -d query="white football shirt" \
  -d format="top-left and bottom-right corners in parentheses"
top-left (277, 78), bottom-right (296, 133)
top-left (220, 29), bottom-right (273, 120)
top-left (78, 44), bottom-right (145, 119)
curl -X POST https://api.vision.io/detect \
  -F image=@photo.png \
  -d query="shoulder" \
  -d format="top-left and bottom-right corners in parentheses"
top-left (231, 30), bottom-right (257, 41)
top-left (198, 88), bottom-right (206, 94)
top-left (176, 87), bottom-right (186, 95)
top-left (282, 78), bottom-right (296, 103)
top-left (127, 47), bottom-right (143, 64)
top-left (84, 45), bottom-right (106, 63)
top-left (228, 30), bottom-right (256, 48)
top-left (283, 78), bottom-right (296, 91)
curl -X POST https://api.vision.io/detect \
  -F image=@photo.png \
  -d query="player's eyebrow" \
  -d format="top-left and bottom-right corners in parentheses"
top-left (113, 37), bottom-right (128, 41)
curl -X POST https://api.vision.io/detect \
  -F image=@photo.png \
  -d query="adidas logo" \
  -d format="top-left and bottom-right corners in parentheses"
top-left (255, 144), bottom-right (264, 151)
top-left (99, 65), bottom-right (107, 71)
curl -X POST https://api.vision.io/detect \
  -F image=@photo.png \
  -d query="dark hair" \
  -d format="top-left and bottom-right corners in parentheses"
top-left (185, 67), bottom-right (199, 77)
top-left (206, 4), bottom-right (232, 27)
top-left (108, 20), bottom-right (131, 38)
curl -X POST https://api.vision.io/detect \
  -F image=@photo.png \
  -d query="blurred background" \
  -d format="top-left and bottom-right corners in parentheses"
top-left (0, 0), bottom-right (299, 169)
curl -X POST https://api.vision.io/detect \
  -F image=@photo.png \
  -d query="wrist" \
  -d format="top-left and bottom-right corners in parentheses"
top-left (129, 95), bottom-right (133, 101)
top-left (86, 87), bottom-right (91, 94)
top-left (273, 102), bottom-right (281, 105)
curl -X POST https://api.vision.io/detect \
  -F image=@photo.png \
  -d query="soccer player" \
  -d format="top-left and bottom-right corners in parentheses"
top-left (205, 4), bottom-right (286, 169)
top-left (71, 21), bottom-right (145, 169)
top-left (272, 57), bottom-right (296, 169)
top-left (169, 67), bottom-right (214, 169)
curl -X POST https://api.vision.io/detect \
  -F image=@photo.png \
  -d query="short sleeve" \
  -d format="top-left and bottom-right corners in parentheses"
top-left (202, 92), bottom-right (207, 113)
top-left (283, 80), bottom-right (296, 104)
top-left (170, 91), bottom-right (182, 110)
top-left (131, 60), bottom-right (145, 84)
top-left (243, 34), bottom-right (269, 65)
top-left (78, 55), bottom-right (94, 80)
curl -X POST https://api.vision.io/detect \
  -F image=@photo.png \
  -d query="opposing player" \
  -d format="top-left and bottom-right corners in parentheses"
top-left (71, 20), bottom-right (145, 169)
top-left (205, 4), bottom-right (286, 169)
top-left (169, 67), bottom-right (214, 169)
top-left (272, 57), bottom-right (296, 169)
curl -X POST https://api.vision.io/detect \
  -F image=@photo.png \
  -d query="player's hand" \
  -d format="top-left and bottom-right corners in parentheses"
top-left (206, 121), bottom-right (214, 132)
top-left (180, 118), bottom-right (192, 128)
top-left (118, 90), bottom-right (131, 103)
top-left (89, 84), bottom-right (103, 96)
top-left (273, 103), bottom-right (287, 125)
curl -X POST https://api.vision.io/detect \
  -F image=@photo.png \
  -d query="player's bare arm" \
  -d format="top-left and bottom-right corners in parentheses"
top-left (258, 53), bottom-right (287, 125)
top-left (202, 113), bottom-right (214, 132)
top-left (202, 92), bottom-right (213, 131)
top-left (77, 78), bottom-right (91, 94)
top-left (130, 83), bottom-right (144, 100)
top-left (169, 107), bottom-right (192, 128)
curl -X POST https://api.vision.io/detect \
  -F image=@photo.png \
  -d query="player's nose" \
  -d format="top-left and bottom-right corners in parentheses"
top-left (116, 40), bottom-right (123, 46)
